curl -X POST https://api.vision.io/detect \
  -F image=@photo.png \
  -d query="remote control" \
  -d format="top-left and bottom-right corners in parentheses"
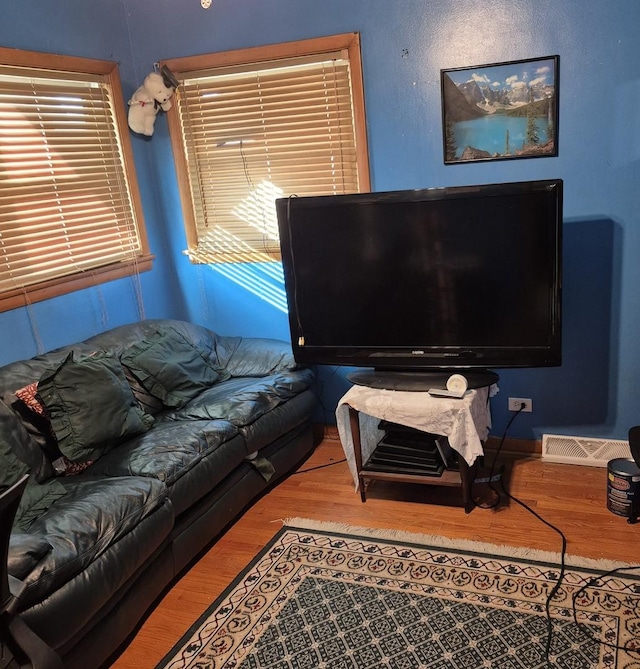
top-left (427, 387), bottom-right (467, 399)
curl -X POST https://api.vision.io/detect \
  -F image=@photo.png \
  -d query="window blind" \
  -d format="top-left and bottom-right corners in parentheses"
top-left (172, 47), bottom-right (365, 264)
top-left (0, 59), bottom-right (148, 303)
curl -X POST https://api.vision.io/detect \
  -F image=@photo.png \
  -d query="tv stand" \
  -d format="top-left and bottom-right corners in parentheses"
top-left (347, 369), bottom-right (499, 392)
top-left (336, 381), bottom-right (495, 513)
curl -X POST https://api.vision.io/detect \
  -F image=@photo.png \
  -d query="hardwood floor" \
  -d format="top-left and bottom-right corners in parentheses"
top-left (110, 430), bottom-right (640, 668)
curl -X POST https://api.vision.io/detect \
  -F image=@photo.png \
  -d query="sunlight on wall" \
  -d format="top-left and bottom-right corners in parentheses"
top-left (209, 260), bottom-right (288, 312)
top-left (199, 177), bottom-right (289, 311)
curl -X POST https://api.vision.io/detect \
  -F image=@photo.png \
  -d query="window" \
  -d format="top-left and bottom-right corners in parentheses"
top-left (162, 33), bottom-right (370, 263)
top-left (0, 48), bottom-right (151, 312)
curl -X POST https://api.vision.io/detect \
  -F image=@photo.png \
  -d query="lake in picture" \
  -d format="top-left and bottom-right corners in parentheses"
top-left (452, 115), bottom-right (551, 158)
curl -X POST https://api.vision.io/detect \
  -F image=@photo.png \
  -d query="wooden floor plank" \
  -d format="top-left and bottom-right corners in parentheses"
top-left (110, 434), bottom-right (640, 668)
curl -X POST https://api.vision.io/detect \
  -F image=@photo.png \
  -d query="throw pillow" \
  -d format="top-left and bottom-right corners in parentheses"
top-left (13, 383), bottom-right (94, 476)
top-left (13, 382), bottom-right (62, 466)
top-left (121, 328), bottom-right (222, 409)
top-left (15, 382), bottom-right (47, 416)
top-left (37, 351), bottom-right (155, 463)
top-left (122, 365), bottom-right (165, 416)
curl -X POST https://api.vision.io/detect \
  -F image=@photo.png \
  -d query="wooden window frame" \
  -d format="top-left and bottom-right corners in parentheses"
top-left (0, 47), bottom-right (152, 312)
top-left (162, 32), bottom-right (370, 264)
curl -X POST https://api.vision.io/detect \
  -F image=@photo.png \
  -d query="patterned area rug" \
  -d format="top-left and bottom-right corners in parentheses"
top-left (157, 520), bottom-right (640, 669)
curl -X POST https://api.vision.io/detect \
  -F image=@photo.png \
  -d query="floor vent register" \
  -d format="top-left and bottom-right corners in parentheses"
top-left (542, 434), bottom-right (631, 467)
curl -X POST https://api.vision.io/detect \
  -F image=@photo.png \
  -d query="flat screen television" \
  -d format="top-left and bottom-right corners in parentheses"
top-left (276, 179), bottom-right (562, 389)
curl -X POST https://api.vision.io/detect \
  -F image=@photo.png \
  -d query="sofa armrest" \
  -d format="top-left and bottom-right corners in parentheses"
top-left (224, 338), bottom-right (299, 377)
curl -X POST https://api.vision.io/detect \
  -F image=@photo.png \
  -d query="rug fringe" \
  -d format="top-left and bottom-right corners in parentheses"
top-left (281, 517), bottom-right (637, 572)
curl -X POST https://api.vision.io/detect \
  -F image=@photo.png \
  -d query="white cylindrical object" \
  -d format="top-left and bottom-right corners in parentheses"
top-left (446, 373), bottom-right (468, 394)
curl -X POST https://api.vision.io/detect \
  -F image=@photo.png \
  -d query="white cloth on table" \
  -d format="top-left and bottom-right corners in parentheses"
top-left (335, 384), bottom-right (494, 489)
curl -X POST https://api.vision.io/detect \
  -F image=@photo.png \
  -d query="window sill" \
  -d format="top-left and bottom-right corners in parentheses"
top-left (0, 255), bottom-right (154, 313)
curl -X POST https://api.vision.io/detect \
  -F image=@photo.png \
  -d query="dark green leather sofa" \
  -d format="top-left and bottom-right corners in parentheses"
top-left (0, 319), bottom-right (316, 668)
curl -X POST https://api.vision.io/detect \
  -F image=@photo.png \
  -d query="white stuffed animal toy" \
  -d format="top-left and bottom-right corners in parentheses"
top-left (127, 71), bottom-right (175, 136)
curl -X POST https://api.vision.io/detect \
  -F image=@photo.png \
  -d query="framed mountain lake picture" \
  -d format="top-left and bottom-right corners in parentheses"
top-left (441, 55), bottom-right (559, 164)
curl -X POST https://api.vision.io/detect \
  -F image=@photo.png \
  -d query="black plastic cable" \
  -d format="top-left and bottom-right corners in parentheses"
top-left (293, 458), bottom-right (347, 475)
top-left (484, 403), bottom-right (567, 665)
top-left (302, 404), bottom-right (640, 658)
top-left (571, 564), bottom-right (640, 652)
top-left (480, 403), bottom-right (640, 660)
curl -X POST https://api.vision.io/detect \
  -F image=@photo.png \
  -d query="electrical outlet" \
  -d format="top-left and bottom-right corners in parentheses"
top-left (508, 397), bottom-right (532, 412)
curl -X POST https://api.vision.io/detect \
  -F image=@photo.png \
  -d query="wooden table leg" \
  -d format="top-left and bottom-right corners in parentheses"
top-left (348, 406), bottom-right (367, 502)
top-left (458, 457), bottom-right (478, 514)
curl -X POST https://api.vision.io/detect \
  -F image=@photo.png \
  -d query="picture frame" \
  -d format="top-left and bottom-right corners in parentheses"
top-left (441, 55), bottom-right (559, 164)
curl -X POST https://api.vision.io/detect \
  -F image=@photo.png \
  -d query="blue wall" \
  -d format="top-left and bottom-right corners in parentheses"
top-left (1, 0), bottom-right (639, 443)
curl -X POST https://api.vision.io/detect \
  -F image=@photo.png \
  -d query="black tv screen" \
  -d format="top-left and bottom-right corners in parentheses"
top-left (276, 179), bottom-right (562, 378)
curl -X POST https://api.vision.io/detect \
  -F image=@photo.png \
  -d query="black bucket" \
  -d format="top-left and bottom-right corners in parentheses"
top-left (607, 458), bottom-right (640, 520)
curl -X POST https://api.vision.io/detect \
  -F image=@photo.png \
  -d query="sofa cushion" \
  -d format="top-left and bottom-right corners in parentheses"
top-left (17, 475), bottom-right (169, 610)
top-left (8, 533), bottom-right (52, 581)
top-left (15, 478), bottom-right (68, 531)
top-left (164, 369), bottom-right (315, 427)
top-left (121, 328), bottom-right (227, 409)
top-left (240, 389), bottom-right (318, 454)
top-left (88, 419), bottom-right (244, 515)
top-left (37, 352), bottom-right (155, 463)
top-left (224, 338), bottom-right (300, 377)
